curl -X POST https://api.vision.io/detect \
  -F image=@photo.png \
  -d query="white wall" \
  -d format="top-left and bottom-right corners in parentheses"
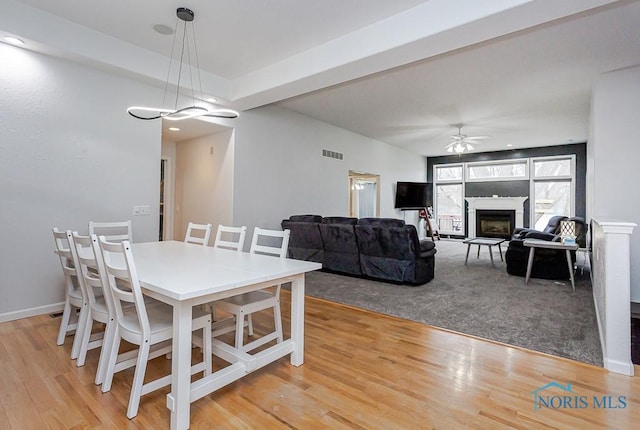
top-left (232, 106), bottom-right (427, 245)
top-left (0, 43), bottom-right (160, 317)
top-left (0, 48), bottom-right (427, 317)
top-left (173, 130), bottom-right (235, 241)
top-left (588, 66), bottom-right (640, 301)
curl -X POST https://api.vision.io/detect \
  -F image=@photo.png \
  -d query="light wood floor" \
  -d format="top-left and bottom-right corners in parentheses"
top-left (1, 291), bottom-right (639, 429)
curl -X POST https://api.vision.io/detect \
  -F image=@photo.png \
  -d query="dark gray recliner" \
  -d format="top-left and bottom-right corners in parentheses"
top-left (511, 215), bottom-right (567, 240)
top-left (506, 216), bottom-right (587, 279)
top-left (355, 218), bottom-right (436, 285)
top-left (281, 215), bottom-right (324, 264)
top-left (318, 217), bottom-right (361, 276)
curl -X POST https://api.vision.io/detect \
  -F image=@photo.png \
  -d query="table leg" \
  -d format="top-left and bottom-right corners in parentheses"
top-left (566, 249), bottom-right (576, 292)
top-left (498, 244), bottom-right (503, 261)
top-left (168, 302), bottom-right (193, 430)
top-left (489, 246), bottom-right (494, 265)
top-left (477, 245), bottom-right (480, 259)
top-left (525, 247), bottom-right (535, 284)
top-left (290, 274), bottom-right (305, 366)
top-left (465, 244), bottom-right (471, 265)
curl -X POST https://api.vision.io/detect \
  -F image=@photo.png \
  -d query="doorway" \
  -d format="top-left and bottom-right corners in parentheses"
top-left (159, 157), bottom-right (173, 241)
top-left (160, 119), bottom-right (234, 242)
top-left (348, 171), bottom-right (380, 218)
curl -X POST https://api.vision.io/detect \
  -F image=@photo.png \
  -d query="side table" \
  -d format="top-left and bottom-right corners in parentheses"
top-left (523, 239), bottom-right (579, 291)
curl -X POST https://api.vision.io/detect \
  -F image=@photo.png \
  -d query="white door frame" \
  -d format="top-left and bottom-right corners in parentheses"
top-left (161, 156), bottom-right (175, 241)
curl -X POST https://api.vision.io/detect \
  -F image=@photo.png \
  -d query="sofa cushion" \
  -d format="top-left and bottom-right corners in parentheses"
top-left (319, 219), bottom-right (361, 275)
top-left (284, 222), bottom-right (324, 263)
top-left (357, 218), bottom-right (405, 227)
top-left (322, 216), bottom-right (357, 225)
top-left (288, 214), bottom-right (322, 223)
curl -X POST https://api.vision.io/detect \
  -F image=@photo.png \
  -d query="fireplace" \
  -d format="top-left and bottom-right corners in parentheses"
top-left (476, 210), bottom-right (515, 239)
top-left (465, 197), bottom-right (527, 239)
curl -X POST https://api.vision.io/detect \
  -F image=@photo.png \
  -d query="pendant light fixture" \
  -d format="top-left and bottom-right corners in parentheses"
top-left (127, 7), bottom-right (238, 121)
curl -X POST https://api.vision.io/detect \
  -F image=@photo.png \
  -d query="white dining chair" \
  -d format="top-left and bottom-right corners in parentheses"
top-left (52, 228), bottom-right (86, 354)
top-left (208, 224), bottom-right (248, 323)
top-left (98, 237), bottom-right (212, 419)
top-left (71, 233), bottom-right (116, 383)
top-left (213, 227), bottom-right (290, 352)
top-left (212, 224), bottom-right (247, 252)
top-left (89, 220), bottom-right (133, 243)
top-left (184, 222), bottom-right (212, 246)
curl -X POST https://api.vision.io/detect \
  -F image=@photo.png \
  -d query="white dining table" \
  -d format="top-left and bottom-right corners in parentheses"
top-left (130, 240), bottom-right (322, 430)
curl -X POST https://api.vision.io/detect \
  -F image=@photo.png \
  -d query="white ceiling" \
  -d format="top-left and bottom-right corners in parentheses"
top-left (3, 0), bottom-right (640, 154)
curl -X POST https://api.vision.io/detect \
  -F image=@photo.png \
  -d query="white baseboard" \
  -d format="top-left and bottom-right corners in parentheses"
top-left (604, 357), bottom-right (635, 376)
top-left (0, 302), bottom-right (65, 323)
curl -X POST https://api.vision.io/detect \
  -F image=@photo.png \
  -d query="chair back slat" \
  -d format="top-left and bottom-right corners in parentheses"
top-left (89, 220), bottom-right (133, 243)
top-left (213, 225), bottom-right (247, 252)
top-left (184, 222), bottom-right (212, 246)
top-left (249, 227), bottom-right (290, 258)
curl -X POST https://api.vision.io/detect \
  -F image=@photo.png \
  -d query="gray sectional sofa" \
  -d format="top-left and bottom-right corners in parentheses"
top-left (281, 215), bottom-right (436, 285)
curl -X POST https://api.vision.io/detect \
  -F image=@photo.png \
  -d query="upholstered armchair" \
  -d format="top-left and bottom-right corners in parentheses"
top-left (354, 218), bottom-right (436, 285)
top-left (506, 216), bottom-right (587, 280)
top-left (511, 215), bottom-right (567, 241)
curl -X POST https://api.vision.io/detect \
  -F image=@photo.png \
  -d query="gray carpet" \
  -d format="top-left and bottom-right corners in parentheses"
top-left (302, 239), bottom-right (602, 366)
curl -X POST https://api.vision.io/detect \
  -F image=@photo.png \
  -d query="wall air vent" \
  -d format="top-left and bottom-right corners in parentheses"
top-left (322, 149), bottom-right (343, 160)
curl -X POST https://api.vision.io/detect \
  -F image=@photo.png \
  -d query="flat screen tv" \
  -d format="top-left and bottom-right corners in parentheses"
top-left (394, 182), bottom-right (431, 209)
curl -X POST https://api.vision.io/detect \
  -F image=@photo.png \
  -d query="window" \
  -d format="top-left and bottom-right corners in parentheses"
top-left (533, 158), bottom-right (572, 179)
top-left (532, 181), bottom-right (572, 230)
top-left (530, 156), bottom-right (575, 230)
top-left (432, 154), bottom-right (576, 236)
top-left (466, 159), bottom-right (528, 181)
top-left (435, 183), bottom-right (464, 234)
top-left (434, 164), bottom-right (464, 235)
top-left (435, 165), bottom-right (463, 182)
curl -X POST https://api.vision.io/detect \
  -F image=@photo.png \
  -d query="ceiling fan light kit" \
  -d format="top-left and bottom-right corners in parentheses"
top-left (445, 124), bottom-right (487, 154)
top-left (127, 7), bottom-right (239, 121)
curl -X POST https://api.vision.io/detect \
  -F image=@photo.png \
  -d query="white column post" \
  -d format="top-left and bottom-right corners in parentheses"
top-left (591, 218), bottom-right (637, 376)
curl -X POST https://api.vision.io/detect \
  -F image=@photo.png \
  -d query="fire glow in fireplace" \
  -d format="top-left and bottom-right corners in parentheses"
top-left (476, 210), bottom-right (515, 239)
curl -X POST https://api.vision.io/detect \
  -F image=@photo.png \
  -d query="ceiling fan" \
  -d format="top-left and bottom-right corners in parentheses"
top-left (445, 124), bottom-right (489, 153)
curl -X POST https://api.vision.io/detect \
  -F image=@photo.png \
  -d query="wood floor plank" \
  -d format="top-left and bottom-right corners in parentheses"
top-left (1, 290), bottom-right (639, 429)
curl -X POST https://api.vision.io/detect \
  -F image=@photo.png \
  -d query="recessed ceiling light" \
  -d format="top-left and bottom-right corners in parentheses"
top-left (168, 127), bottom-right (180, 131)
top-left (3, 36), bottom-right (24, 45)
top-left (153, 24), bottom-right (173, 35)
top-left (506, 144), bottom-right (513, 147)
top-left (205, 97), bottom-right (217, 103)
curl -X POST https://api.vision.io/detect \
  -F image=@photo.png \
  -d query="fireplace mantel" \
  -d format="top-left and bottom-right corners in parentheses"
top-left (465, 197), bottom-right (528, 238)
